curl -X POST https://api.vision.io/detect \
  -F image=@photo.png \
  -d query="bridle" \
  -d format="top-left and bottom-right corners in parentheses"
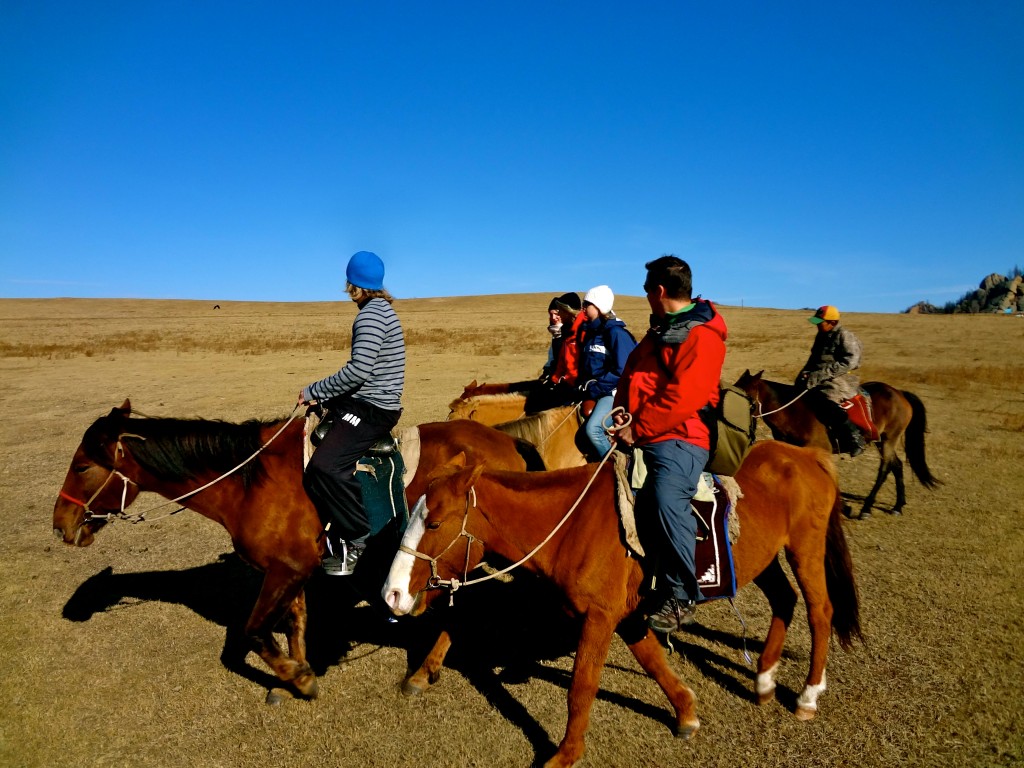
top-left (752, 386), bottom-right (809, 419)
top-left (58, 436), bottom-right (142, 522)
top-left (400, 408), bottom-right (631, 605)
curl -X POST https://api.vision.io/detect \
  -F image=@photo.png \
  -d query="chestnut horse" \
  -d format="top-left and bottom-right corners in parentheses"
top-left (735, 370), bottom-right (940, 519)
top-left (383, 441), bottom-right (861, 768)
top-left (52, 400), bottom-right (545, 700)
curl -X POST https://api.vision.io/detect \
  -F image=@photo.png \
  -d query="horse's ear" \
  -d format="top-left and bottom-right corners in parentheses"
top-left (468, 379), bottom-right (478, 388)
top-left (755, 370), bottom-right (764, 378)
top-left (119, 398), bottom-right (132, 414)
top-left (451, 462), bottom-right (486, 496)
top-left (424, 451), bottom-right (468, 485)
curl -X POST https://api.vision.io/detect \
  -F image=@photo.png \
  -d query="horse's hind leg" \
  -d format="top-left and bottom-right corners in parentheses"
top-left (888, 455), bottom-right (907, 514)
top-left (247, 566), bottom-right (317, 700)
top-left (619, 616), bottom-right (699, 740)
top-left (751, 558), bottom-right (797, 706)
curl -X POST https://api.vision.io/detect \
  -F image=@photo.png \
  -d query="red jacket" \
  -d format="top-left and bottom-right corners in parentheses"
top-left (550, 311), bottom-right (586, 386)
top-left (614, 300), bottom-right (727, 450)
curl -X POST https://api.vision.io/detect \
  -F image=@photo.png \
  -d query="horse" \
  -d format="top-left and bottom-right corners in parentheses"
top-left (735, 370), bottom-right (940, 519)
top-left (52, 400), bottom-right (546, 700)
top-left (383, 441), bottom-right (862, 768)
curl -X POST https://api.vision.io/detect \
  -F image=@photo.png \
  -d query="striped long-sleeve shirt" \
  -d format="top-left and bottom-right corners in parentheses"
top-left (303, 298), bottom-right (405, 411)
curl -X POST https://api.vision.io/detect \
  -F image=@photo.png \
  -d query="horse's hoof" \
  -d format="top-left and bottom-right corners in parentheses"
top-left (401, 677), bottom-right (428, 697)
top-left (675, 719), bottom-right (701, 740)
top-left (887, 509), bottom-right (903, 516)
top-left (266, 687), bottom-right (294, 706)
top-left (795, 705), bottom-right (817, 721)
top-left (757, 691), bottom-right (775, 706)
top-left (858, 511), bottom-right (872, 521)
top-left (294, 674), bottom-right (319, 700)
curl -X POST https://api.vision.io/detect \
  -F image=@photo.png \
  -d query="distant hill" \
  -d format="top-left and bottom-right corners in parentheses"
top-left (905, 267), bottom-right (1023, 314)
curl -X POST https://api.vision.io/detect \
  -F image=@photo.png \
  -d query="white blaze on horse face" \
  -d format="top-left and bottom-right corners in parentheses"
top-left (382, 494), bottom-right (428, 615)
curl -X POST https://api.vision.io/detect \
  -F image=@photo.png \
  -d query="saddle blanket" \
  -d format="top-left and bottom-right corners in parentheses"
top-left (614, 453), bottom-right (740, 602)
top-left (841, 392), bottom-right (879, 442)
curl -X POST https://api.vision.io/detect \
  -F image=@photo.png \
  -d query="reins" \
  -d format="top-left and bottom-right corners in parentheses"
top-left (754, 387), bottom-right (809, 418)
top-left (68, 405), bottom-right (303, 524)
top-left (402, 408), bottom-right (632, 604)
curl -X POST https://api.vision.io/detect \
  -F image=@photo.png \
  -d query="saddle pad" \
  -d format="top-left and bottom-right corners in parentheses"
top-left (841, 393), bottom-right (879, 442)
top-left (615, 452), bottom-right (739, 601)
top-left (355, 450), bottom-right (410, 536)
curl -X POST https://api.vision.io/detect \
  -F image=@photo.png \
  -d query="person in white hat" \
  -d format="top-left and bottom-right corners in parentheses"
top-left (576, 285), bottom-right (636, 459)
top-left (298, 251), bottom-right (406, 576)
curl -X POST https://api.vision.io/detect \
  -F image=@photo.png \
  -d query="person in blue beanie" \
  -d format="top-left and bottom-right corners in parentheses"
top-left (298, 251), bottom-right (405, 576)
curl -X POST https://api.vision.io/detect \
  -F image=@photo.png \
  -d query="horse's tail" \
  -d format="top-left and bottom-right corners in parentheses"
top-left (901, 389), bottom-right (941, 490)
top-left (513, 437), bottom-right (547, 471)
top-left (824, 491), bottom-right (864, 651)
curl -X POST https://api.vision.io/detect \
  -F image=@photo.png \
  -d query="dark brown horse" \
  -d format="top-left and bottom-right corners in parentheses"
top-left (735, 370), bottom-right (940, 519)
top-left (383, 441), bottom-right (861, 768)
top-left (52, 400), bottom-right (544, 700)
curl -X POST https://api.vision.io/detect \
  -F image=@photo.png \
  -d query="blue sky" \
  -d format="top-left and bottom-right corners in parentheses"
top-left (2, 2), bottom-right (1021, 312)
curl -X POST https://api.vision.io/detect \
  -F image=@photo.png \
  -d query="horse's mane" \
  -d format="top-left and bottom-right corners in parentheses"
top-left (83, 412), bottom-right (278, 488)
top-left (448, 392), bottom-right (528, 410)
top-left (493, 406), bottom-right (575, 445)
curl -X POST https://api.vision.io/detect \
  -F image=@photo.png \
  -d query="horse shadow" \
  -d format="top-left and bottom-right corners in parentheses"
top-left (61, 555), bottom-right (789, 763)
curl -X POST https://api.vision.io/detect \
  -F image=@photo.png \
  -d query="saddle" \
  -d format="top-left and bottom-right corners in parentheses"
top-left (841, 391), bottom-right (880, 441)
top-left (613, 453), bottom-right (740, 603)
top-left (304, 408), bottom-right (411, 537)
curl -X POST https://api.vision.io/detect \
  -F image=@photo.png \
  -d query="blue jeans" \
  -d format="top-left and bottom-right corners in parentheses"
top-left (637, 439), bottom-right (708, 603)
top-left (583, 395), bottom-right (616, 458)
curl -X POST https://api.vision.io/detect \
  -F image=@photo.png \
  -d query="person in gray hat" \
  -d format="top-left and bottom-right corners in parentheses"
top-left (298, 251), bottom-right (405, 576)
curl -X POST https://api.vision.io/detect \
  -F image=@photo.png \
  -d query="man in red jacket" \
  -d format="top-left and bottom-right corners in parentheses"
top-left (613, 255), bottom-right (727, 632)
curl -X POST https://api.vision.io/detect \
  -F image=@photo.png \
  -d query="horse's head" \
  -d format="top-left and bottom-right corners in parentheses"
top-left (458, 379), bottom-right (481, 399)
top-left (734, 369), bottom-right (765, 398)
top-left (446, 396), bottom-right (477, 421)
top-left (382, 453), bottom-right (487, 616)
top-left (53, 399), bottom-right (143, 546)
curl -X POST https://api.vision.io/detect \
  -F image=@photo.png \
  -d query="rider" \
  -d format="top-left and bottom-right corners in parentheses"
top-left (613, 255), bottom-right (727, 632)
top-left (576, 285), bottom-right (636, 459)
top-left (796, 305), bottom-right (866, 457)
top-left (527, 292), bottom-right (585, 413)
top-left (299, 251), bottom-right (405, 576)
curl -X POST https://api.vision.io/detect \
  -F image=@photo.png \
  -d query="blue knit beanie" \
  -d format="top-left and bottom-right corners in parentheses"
top-left (346, 251), bottom-right (385, 290)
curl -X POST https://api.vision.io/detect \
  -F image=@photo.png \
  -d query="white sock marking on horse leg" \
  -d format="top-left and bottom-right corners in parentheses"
top-left (756, 661), bottom-right (779, 697)
top-left (382, 495), bottom-right (427, 614)
top-left (796, 671), bottom-right (827, 712)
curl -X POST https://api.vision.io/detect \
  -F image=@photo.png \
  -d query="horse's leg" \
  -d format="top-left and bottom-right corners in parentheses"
top-left (246, 565), bottom-right (318, 699)
top-left (784, 546), bottom-right (834, 721)
top-left (888, 454), bottom-right (907, 515)
top-left (858, 439), bottom-right (894, 519)
top-left (750, 558), bottom-right (797, 705)
top-left (545, 611), bottom-right (617, 768)
top-left (402, 629), bottom-right (452, 696)
top-left (618, 617), bottom-right (699, 739)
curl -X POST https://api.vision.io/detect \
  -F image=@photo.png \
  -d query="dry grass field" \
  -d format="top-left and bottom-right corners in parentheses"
top-left (1, 294), bottom-right (1022, 768)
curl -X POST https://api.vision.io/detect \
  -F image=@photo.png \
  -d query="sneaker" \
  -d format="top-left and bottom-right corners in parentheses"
top-left (647, 596), bottom-right (697, 633)
top-left (322, 539), bottom-right (365, 576)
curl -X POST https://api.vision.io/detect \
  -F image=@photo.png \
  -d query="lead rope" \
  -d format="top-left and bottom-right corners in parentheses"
top-left (90, 404), bottom-right (304, 524)
top-left (756, 387), bottom-right (809, 418)
top-left (419, 408), bottom-right (632, 604)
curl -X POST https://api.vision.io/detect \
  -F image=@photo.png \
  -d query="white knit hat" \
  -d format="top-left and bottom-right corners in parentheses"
top-left (583, 285), bottom-right (614, 315)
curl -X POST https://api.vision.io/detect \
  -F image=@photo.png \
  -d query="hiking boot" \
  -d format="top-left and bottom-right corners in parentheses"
top-left (647, 596), bottom-right (697, 633)
top-left (842, 420), bottom-right (867, 457)
top-left (322, 539), bottom-right (366, 576)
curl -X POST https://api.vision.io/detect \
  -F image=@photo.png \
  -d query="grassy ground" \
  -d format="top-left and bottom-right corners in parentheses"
top-left (1, 295), bottom-right (1022, 767)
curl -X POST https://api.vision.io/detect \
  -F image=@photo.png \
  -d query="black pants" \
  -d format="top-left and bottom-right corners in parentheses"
top-left (303, 397), bottom-right (401, 543)
top-left (804, 389), bottom-right (848, 429)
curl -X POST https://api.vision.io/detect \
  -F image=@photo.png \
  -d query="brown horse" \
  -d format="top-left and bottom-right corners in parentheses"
top-left (735, 370), bottom-right (940, 519)
top-left (383, 441), bottom-right (862, 768)
top-left (52, 400), bottom-right (545, 700)
top-left (447, 391), bottom-right (529, 425)
top-left (458, 378), bottom-right (537, 399)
